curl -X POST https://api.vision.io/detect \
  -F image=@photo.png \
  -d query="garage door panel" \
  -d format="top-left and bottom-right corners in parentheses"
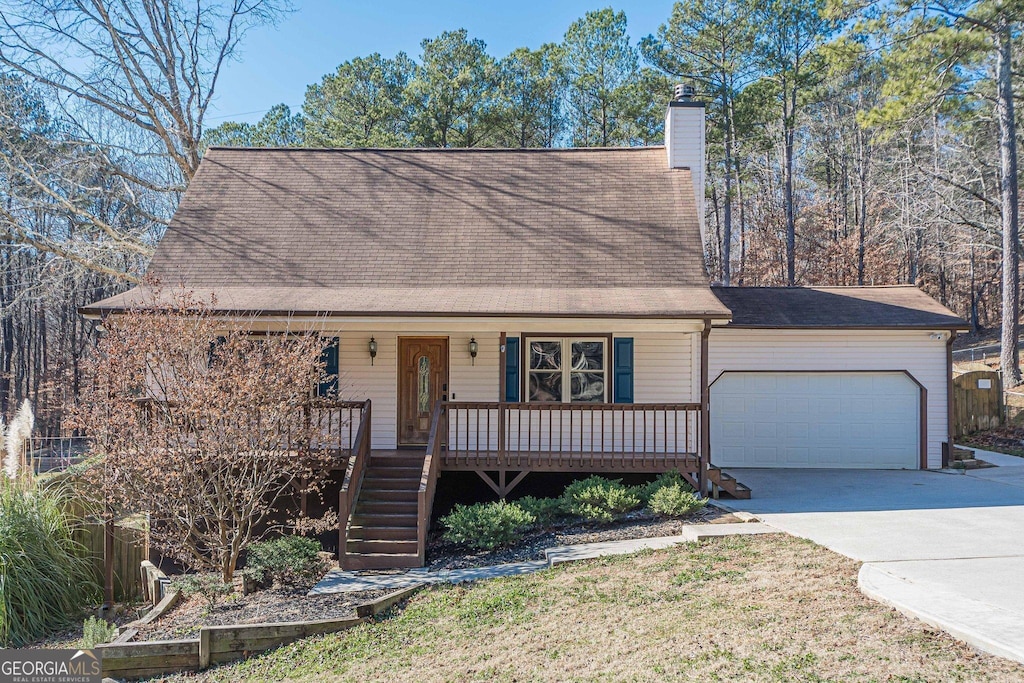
top-left (812, 421), bottom-right (843, 442)
top-left (783, 422), bottom-right (808, 439)
top-left (711, 372), bottom-right (919, 469)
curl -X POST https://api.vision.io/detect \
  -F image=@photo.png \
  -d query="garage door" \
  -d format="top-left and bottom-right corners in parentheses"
top-left (710, 372), bottom-right (920, 469)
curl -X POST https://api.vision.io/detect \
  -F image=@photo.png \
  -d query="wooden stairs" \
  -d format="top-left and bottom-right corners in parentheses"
top-left (342, 451), bottom-right (425, 570)
top-left (706, 464), bottom-right (751, 499)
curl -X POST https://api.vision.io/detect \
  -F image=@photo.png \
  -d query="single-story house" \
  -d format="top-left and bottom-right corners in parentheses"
top-left (83, 88), bottom-right (967, 569)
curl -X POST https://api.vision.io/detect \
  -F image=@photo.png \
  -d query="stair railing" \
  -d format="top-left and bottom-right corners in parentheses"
top-left (417, 401), bottom-right (446, 565)
top-left (338, 399), bottom-right (372, 562)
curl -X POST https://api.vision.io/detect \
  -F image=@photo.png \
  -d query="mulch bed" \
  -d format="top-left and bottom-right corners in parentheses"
top-left (425, 505), bottom-right (731, 571)
top-left (135, 584), bottom-right (391, 641)
top-left (961, 425), bottom-right (1024, 458)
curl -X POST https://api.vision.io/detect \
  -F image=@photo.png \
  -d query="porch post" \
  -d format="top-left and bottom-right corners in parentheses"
top-left (699, 320), bottom-right (711, 498)
top-left (498, 332), bottom-right (507, 458)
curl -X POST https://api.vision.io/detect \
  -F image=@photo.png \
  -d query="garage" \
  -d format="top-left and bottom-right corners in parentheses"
top-left (710, 371), bottom-right (922, 469)
top-left (707, 286), bottom-right (969, 470)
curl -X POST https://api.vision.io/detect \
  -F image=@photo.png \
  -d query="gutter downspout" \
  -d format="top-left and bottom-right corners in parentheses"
top-left (700, 319), bottom-right (711, 498)
top-left (945, 331), bottom-right (956, 468)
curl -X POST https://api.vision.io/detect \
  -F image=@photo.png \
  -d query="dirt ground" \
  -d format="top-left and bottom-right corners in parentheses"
top-left (961, 424), bottom-right (1024, 457)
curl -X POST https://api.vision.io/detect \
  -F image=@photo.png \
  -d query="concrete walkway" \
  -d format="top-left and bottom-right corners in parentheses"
top-left (723, 455), bottom-right (1024, 665)
top-left (311, 522), bottom-right (774, 595)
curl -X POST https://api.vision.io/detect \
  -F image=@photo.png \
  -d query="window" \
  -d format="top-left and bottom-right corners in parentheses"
top-left (527, 337), bottom-right (607, 403)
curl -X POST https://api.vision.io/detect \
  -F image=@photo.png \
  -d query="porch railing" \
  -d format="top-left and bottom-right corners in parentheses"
top-left (417, 401), bottom-right (446, 564)
top-left (338, 399), bottom-right (372, 561)
top-left (306, 399), bottom-right (369, 459)
top-left (443, 401), bottom-right (701, 465)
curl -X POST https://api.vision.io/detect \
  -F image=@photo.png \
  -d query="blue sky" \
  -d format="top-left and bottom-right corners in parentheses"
top-left (207, 1), bottom-right (676, 124)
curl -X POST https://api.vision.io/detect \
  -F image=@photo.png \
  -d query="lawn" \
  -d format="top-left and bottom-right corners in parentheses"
top-left (174, 535), bottom-right (1023, 682)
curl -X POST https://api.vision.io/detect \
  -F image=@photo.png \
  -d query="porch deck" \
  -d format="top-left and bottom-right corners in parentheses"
top-left (436, 450), bottom-right (700, 473)
top-left (308, 449), bottom-right (703, 474)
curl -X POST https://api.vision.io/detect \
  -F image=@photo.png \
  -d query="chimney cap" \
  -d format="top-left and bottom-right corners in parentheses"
top-left (673, 83), bottom-right (696, 101)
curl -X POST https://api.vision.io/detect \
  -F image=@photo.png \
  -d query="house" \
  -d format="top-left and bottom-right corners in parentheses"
top-left (83, 88), bottom-right (967, 569)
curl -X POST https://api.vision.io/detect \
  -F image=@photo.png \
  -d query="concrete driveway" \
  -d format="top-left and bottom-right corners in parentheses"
top-left (723, 450), bottom-right (1024, 665)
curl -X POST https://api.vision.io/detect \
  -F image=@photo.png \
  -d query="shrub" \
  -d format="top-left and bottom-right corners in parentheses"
top-left (0, 478), bottom-right (97, 647)
top-left (637, 470), bottom-right (695, 504)
top-left (177, 574), bottom-right (233, 609)
top-left (441, 501), bottom-right (535, 550)
top-left (648, 484), bottom-right (706, 518)
top-left (80, 616), bottom-right (117, 649)
top-left (243, 536), bottom-right (328, 588)
top-left (561, 476), bottom-right (641, 523)
top-left (514, 496), bottom-right (565, 527)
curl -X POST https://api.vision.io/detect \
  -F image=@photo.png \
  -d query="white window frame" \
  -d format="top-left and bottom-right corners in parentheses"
top-left (524, 336), bottom-right (609, 403)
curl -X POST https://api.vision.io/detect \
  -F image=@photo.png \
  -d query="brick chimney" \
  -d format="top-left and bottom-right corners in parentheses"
top-left (665, 84), bottom-right (706, 239)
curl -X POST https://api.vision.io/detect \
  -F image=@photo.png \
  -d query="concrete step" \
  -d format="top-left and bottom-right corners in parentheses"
top-left (954, 458), bottom-right (985, 470)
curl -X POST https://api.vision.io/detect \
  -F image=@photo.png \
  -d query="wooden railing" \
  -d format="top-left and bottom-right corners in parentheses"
top-left (337, 399), bottom-right (372, 560)
top-left (443, 402), bottom-right (701, 465)
top-left (417, 401), bottom-right (446, 564)
top-left (129, 397), bottom-right (367, 465)
top-left (306, 399), bottom-right (369, 461)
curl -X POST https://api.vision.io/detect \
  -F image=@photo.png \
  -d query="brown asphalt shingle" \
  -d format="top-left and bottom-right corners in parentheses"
top-left (711, 286), bottom-right (966, 329)
top-left (150, 146), bottom-right (706, 289)
top-left (87, 146), bottom-right (732, 318)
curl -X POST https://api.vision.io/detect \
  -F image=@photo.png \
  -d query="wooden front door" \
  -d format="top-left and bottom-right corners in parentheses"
top-left (398, 337), bottom-right (449, 446)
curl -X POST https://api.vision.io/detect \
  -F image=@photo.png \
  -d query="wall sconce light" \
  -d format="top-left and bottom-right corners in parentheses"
top-left (368, 336), bottom-right (378, 365)
top-left (469, 337), bottom-right (479, 365)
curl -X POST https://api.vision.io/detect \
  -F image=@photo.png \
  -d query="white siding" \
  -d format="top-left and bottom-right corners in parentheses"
top-left (338, 330), bottom-right (698, 450)
top-left (338, 334), bottom-right (398, 449)
top-left (633, 333), bottom-right (695, 403)
top-left (709, 329), bottom-right (949, 468)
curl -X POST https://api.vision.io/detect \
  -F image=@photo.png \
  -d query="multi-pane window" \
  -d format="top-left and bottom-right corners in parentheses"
top-left (527, 338), bottom-right (607, 403)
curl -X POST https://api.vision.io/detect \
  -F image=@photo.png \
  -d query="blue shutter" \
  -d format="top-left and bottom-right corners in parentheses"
top-left (318, 337), bottom-right (339, 398)
top-left (613, 338), bottom-right (634, 404)
top-left (504, 337), bottom-right (520, 402)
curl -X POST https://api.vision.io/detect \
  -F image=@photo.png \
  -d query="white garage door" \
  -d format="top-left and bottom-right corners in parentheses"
top-left (711, 372), bottom-right (920, 469)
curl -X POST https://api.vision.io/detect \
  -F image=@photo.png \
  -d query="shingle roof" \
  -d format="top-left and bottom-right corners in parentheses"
top-left (711, 286), bottom-right (967, 329)
top-left (83, 285), bottom-right (729, 318)
top-left (86, 146), bottom-right (726, 318)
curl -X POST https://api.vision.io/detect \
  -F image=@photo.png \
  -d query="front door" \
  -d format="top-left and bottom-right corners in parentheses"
top-left (398, 337), bottom-right (449, 446)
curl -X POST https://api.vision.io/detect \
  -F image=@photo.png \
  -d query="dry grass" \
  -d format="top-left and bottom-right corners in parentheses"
top-left (179, 535), bottom-right (1024, 682)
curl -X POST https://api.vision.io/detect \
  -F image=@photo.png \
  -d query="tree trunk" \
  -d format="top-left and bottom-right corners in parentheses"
top-left (722, 92), bottom-right (734, 286)
top-left (997, 25), bottom-right (1021, 386)
top-left (785, 85), bottom-right (797, 286)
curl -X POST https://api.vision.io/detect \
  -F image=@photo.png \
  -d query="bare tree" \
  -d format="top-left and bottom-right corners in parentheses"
top-left (0, 0), bottom-right (290, 275)
top-left (69, 290), bottom-right (342, 581)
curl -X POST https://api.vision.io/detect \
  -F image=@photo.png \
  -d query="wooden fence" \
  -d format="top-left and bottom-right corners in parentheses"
top-left (73, 522), bottom-right (148, 601)
top-left (953, 370), bottom-right (1003, 437)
